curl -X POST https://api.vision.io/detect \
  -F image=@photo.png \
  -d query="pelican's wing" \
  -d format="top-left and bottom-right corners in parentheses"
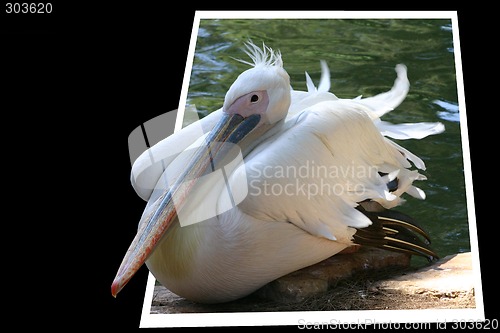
top-left (229, 99), bottom-right (424, 244)
top-left (229, 65), bottom-right (443, 245)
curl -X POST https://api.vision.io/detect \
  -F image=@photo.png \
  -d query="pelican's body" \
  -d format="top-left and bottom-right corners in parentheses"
top-left (113, 42), bottom-right (444, 303)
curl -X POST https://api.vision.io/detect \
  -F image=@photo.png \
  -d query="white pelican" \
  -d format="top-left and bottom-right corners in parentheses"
top-left (112, 41), bottom-right (445, 303)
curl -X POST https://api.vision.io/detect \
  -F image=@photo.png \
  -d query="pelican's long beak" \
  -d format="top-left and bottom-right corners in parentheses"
top-left (111, 112), bottom-right (262, 297)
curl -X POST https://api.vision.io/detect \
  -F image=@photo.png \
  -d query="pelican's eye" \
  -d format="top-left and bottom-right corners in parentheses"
top-left (250, 94), bottom-right (259, 103)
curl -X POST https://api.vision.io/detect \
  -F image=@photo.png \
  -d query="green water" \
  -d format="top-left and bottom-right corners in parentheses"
top-left (185, 18), bottom-right (471, 263)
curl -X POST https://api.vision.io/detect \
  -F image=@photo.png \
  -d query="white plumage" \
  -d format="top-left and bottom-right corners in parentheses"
top-left (112, 42), bottom-right (444, 303)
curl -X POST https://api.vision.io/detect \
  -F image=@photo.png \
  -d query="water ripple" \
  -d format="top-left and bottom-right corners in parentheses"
top-left (434, 99), bottom-right (460, 122)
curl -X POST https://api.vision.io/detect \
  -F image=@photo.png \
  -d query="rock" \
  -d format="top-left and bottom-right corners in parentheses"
top-left (255, 247), bottom-right (410, 302)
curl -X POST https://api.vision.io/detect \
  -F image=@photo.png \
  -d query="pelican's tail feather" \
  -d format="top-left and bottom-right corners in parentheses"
top-left (317, 60), bottom-right (331, 93)
top-left (355, 64), bottom-right (410, 120)
top-left (353, 201), bottom-right (438, 261)
top-left (376, 120), bottom-right (446, 140)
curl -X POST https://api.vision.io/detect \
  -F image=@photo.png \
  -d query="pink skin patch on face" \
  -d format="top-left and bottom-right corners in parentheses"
top-left (225, 90), bottom-right (269, 118)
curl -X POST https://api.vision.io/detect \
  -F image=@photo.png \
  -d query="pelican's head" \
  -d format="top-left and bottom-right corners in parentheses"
top-left (111, 42), bottom-right (289, 297)
top-left (224, 41), bottom-right (291, 126)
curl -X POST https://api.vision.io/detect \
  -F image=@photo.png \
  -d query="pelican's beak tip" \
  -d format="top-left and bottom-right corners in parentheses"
top-left (111, 278), bottom-right (121, 298)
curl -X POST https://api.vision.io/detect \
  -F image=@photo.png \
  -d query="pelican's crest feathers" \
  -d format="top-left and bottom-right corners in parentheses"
top-left (235, 41), bottom-right (283, 68)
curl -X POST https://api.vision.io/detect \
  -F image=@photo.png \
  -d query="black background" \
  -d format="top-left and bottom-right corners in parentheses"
top-left (1, 3), bottom-right (491, 330)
